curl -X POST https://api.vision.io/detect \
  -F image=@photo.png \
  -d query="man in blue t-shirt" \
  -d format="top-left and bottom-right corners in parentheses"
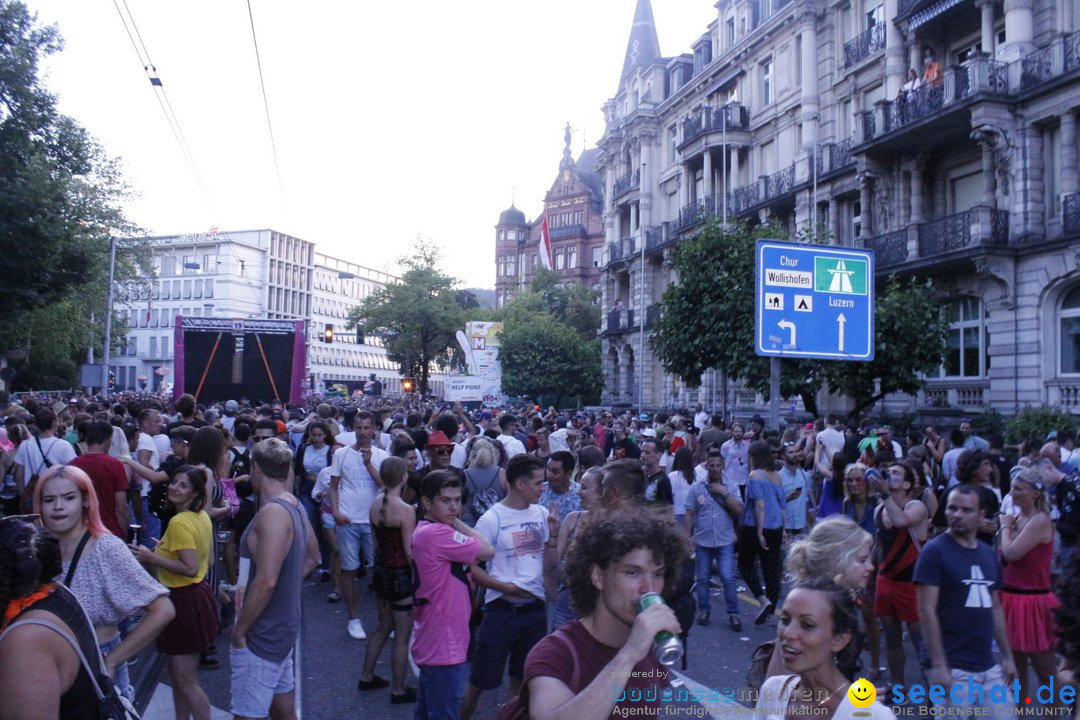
top-left (914, 485), bottom-right (1016, 714)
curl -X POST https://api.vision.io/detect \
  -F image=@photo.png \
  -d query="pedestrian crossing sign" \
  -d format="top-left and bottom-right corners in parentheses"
top-left (814, 257), bottom-right (868, 295)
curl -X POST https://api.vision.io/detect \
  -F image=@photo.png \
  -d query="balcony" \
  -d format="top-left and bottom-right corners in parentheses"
top-left (613, 169), bottom-right (640, 198)
top-left (863, 228), bottom-right (909, 268)
top-left (861, 206), bottom-right (1009, 271)
top-left (606, 237), bottom-right (636, 268)
top-left (765, 165), bottom-right (796, 200)
top-left (1047, 380), bottom-right (1080, 411)
top-left (857, 56), bottom-right (1010, 150)
top-left (679, 103), bottom-right (752, 150)
top-left (1065, 193), bottom-right (1080, 236)
top-left (549, 224), bottom-right (586, 240)
top-left (816, 137), bottom-right (856, 176)
top-left (917, 207), bottom-right (1008, 258)
top-left (844, 24), bottom-right (885, 68)
top-left (673, 197), bottom-right (717, 233)
top-left (1019, 31), bottom-right (1080, 93)
top-left (644, 223), bottom-right (674, 253)
top-left (923, 381), bottom-right (990, 409)
top-left (728, 183), bottom-right (760, 215)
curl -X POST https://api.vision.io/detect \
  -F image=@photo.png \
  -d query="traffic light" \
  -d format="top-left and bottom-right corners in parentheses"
top-left (323, 324), bottom-right (334, 343)
top-left (401, 377), bottom-right (415, 393)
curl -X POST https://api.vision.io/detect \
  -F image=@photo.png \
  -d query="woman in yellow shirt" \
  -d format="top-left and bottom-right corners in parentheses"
top-left (131, 466), bottom-right (218, 720)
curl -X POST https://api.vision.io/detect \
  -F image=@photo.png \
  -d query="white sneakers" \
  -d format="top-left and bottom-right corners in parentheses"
top-left (348, 618), bottom-right (367, 640)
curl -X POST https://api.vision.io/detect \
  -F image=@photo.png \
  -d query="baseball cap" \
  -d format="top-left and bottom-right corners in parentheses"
top-left (480, 411), bottom-right (493, 421)
top-left (225, 399), bottom-right (238, 412)
top-left (639, 413), bottom-right (650, 422)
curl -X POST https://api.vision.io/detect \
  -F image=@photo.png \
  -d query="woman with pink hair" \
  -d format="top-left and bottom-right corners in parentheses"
top-left (35, 465), bottom-right (175, 699)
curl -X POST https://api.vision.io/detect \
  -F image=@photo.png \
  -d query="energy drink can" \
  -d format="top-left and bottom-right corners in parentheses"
top-left (636, 592), bottom-right (684, 667)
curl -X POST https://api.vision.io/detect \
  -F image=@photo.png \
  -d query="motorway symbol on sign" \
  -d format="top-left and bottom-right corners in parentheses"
top-left (755, 241), bottom-right (875, 361)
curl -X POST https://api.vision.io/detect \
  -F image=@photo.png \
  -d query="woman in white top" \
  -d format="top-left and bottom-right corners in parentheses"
top-left (668, 446), bottom-right (695, 526)
top-left (35, 465), bottom-right (175, 699)
top-left (757, 577), bottom-right (892, 720)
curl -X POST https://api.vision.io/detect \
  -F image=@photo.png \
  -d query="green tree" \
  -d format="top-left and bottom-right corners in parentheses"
top-left (651, 220), bottom-right (948, 417)
top-left (0, 2), bottom-right (144, 388)
top-left (346, 241), bottom-right (464, 394)
top-left (496, 272), bottom-right (602, 407)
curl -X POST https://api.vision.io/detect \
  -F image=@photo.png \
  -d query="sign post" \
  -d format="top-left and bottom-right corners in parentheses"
top-left (755, 241), bottom-right (875, 423)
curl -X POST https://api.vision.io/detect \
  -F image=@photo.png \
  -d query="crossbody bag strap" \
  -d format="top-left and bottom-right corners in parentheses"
top-left (0, 618), bottom-right (107, 701)
top-left (34, 436), bottom-right (52, 472)
top-left (64, 531), bottom-right (92, 587)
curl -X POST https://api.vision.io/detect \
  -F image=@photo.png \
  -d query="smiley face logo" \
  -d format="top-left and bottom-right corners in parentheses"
top-left (848, 678), bottom-right (876, 708)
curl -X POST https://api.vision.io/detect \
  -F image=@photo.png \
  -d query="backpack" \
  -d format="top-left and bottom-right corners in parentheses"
top-left (1057, 469), bottom-right (1080, 544)
top-left (464, 466), bottom-right (503, 526)
top-left (228, 447), bottom-right (253, 499)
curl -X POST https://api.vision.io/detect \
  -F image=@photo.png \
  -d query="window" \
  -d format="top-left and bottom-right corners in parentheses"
top-left (852, 199), bottom-right (862, 242)
top-left (1046, 125), bottom-right (1061, 216)
top-left (127, 337), bottom-right (137, 356)
top-left (555, 248), bottom-right (566, 270)
top-left (941, 297), bottom-right (988, 377)
top-left (593, 247), bottom-right (603, 268)
top-left (567, 246), bottom-right (578, 268)
top-left (160, 256), bottom-right (175, 276)
top-left (149, 336), bottom-right (158, 358)
top-left (204, 279), bottom-right (213, 298)
top-left (193, 279), bottom-right (203, 299)
top-left (761, 58), bottom-right (773, 106)
top-left (1060, 286), bottom-right (1080, 374)
top-left (866, 3), bottom-right (883, 29)
top-left (172, 280), bottom-right (181, 299)
top-left (668, 126), bottom-right (677, 164)
top-left (726, 18), bottom-right (735, 47)
top-left (182, 279), bottom-right (192, 299)
top-left (128, 310), bottom-right (137, 329)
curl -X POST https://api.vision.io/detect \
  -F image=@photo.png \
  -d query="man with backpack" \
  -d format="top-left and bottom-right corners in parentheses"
top-left (14, 408), bottom-right (76, 512)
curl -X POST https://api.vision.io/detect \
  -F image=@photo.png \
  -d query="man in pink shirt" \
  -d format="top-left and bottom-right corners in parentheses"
top-left (412, 469), bottom-right (495, 720)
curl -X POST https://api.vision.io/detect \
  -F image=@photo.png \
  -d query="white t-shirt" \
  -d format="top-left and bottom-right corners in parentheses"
top-left (497, 434), bottom-right (527, 459)
top-left (329, 444), bottom-right (389, 523)
top-left (474, 502), bottom-right (549, 603)
top-left (548, 429), bottom-right (570, 453)
top-left (15, 436), bottom-right (76, 479)
top-left (816, 426), bottom-right (845, 462)
top-left (152, 433), bottom-right (171, 462)
top-left (668, 470), bottom-right (692, 516)
top-left (135, 433), bottom-right (161, 497)
top-left (694, 411), bottom-right (709, 432)
top-left (450, 442), bottom-right (467, 470)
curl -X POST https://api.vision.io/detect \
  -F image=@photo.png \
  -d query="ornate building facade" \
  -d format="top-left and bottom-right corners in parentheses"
top-left (599, 0), bottom-right (1080, 415)
top-left (494, 129), bottom-right (606, 308)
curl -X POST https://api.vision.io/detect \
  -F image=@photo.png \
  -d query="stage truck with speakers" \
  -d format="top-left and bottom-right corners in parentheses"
top-left (173, 317), bottom-right (307, 404)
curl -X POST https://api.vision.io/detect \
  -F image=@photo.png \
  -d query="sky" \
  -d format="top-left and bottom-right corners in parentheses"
top-left (25, 0), bottom-right (717, 288)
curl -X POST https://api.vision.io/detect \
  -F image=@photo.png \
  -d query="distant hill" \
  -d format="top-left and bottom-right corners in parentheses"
top-left (463, 287), bottom-right (496, 309)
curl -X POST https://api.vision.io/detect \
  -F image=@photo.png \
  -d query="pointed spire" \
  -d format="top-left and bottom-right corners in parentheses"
top-left (619, 0), bottom-right (661, 91)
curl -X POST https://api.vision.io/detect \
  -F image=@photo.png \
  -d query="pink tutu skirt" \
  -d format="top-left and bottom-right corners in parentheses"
top-left (1001, 589), bottom-right (1059, 653)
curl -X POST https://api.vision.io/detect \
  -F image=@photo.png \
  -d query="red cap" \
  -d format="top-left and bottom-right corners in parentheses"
top-left (427, 430), bottom-right (455, 446)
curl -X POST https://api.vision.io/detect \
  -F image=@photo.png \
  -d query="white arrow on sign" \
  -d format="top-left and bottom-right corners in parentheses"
top-left (777, 319), bottom-right (796, 347)
top-left (837, 313), bottom-right (847, 352)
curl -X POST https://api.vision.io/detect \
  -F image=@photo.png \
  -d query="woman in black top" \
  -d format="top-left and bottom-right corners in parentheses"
top-left (0, 516), bottom-right (98, 719)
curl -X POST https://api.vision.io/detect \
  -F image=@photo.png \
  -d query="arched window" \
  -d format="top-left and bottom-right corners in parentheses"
top-left (1059, 286), bottom-right (1080, 374)
top-left (940, 297), bottom-right (988, 377)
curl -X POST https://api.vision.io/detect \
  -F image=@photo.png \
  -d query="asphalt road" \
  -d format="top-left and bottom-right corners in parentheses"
top-left (174, 571), bottom-right (791, 719)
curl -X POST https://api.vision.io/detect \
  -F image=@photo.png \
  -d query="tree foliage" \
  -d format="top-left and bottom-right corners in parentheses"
top-left (496, 271), bottom-right (602, 407)
top-left (346, 240), bottom-right (464, 394)
top-left (1005, 406), bottom-right (1077, 445)
top-left (0, 2), bottom-right (144, 388)
top-left (651, 219), bottom-right (949, 417)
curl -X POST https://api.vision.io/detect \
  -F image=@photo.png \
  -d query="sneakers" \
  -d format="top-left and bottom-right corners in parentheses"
top-left (347, 618), bottom-right (367, 640)
top-left (755, 597), bottom-right (775, 625)
top-left (695, 610), bottom-right (710, 626)
top-left (729, 613), bottom-right (743, 632)
top-left (327, 591), bottom-right (341, 603)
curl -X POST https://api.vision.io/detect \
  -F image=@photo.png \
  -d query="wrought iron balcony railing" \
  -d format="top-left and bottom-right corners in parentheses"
top-left (844, 24), bottom-right (885, 68)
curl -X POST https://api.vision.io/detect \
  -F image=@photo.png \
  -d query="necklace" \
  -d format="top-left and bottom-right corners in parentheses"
top-left (799, 680), bottom-right (850, 707)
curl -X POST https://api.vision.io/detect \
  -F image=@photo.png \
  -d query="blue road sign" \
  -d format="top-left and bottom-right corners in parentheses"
top-left (755, 240), bottom-right (875, 361)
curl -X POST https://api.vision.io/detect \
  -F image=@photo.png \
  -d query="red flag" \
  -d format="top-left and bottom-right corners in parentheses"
top-left (539, 214), bottom-right (552, 270)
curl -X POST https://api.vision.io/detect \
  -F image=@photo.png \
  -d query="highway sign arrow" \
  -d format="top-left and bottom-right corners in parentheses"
top-left (777, 319), bottom-right (796, 347)
top-left (837, 313), bottom-right (846, 352)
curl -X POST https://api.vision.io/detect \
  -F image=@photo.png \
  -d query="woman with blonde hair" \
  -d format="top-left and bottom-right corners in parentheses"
top-left (461, 436), bottom-right (507, 527)
top-left (1000, 468), bottom-right (1058, 708)
top-left (787, 516), bottom-right (875, 590)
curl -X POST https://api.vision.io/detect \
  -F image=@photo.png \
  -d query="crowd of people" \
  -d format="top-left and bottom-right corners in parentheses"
top-left (3, 392), bottom-right (1080, 719)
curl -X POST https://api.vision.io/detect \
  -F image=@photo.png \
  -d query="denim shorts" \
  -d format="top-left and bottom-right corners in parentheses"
top-left (335, 522), bottom-right (372, 572)
top-left (99, 633), bottom-right (133, 700)
top-left (230, 646), bottom-right (294, 718)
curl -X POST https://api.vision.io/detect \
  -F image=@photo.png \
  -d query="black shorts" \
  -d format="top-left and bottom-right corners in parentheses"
top-left (372, 565), bottom-right (413, 609)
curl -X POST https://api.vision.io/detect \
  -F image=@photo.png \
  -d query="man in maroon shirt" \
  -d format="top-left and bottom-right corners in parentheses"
top-left (70, 421), bottom-right (130, 538)
top-left (520, 511), bottom-right (687, 719)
